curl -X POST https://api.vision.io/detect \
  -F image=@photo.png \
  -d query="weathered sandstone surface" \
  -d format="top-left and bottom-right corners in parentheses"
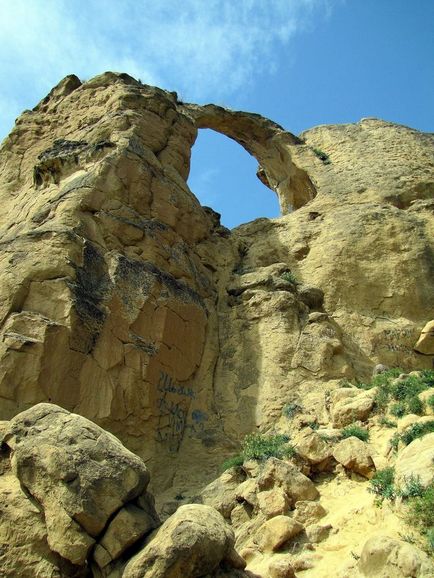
top-left (0, 72), bottom-right (433, 577)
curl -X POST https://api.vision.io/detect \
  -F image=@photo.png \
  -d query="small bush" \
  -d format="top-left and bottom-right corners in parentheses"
top-left (221, 455), bottom-right (244, 471)
top-left (427, 394), bottom-right (434, 411)
top-left (390, 375), bottom-right (428, 401)
top-left (341, 424), bottom-right (369, 442)
top-left (221, 432), bottom-right (296, 471)
top-left (371, 368), bottom-right (402, 388)
top-left (398, 475), bottom-right (425, 499)
top-left (421, 369), bottom-right (434, 387)
top-left (283, 402), bottom-right (301, 419)
top-left (281, 271), bottom-right (297, 284)
top-left (406, 395), bottom-right (424, 415)
top-left (407, 482), bottom-right (434, 552)
top-left (368, 467), bottom-right (396, 501)
top-left (390, 402), bottom-right (406, 418)
top-left (400, 421), bottom-right (434, 446)
top-left (374, 388), bottom-right (390, 411)
top-left (243, 433), bottom-right (295, 461)
top-left (306, 420), bottom-right (319, 430)
top-left (369, 369), bottom-right (432, 417)
top-left (379, 416), bottom-right (397, 428)
top-left (389, 432), bottom-right (400, 451)
top-left (312, 147), bottom-right (331, 164)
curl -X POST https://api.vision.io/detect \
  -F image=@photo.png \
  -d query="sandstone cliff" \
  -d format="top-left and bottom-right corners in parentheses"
top-left (0, 72), bottom-right (433, 577)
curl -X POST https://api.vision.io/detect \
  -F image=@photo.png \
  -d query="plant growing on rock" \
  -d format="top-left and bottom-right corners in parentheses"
top-left (361, 369), bottom-right (433, 417)
top-left (243, 433), bottom-right (295, 461)
top-left (406, 482), bottom-right (434, 553)
top-left (399, 420), bottom-right (434, 446)
top-left (368, 467), bottom-right (396, 501)
top-left (312, 147), bottom-right (331, 164)
top-left (397, 475), bottom-right (425, 499)
top-left (221, 433), bottom-right (296, 471)
top-left (341, 424), bottom-right (369, 442)
top-left (282, 402), bottom-right (301, 418)
top-left (281, 271), bottom-right (297, 284)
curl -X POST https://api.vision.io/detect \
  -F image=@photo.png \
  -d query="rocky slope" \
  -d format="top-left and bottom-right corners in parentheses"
top-left (0, 72), bottom-right (433, 577)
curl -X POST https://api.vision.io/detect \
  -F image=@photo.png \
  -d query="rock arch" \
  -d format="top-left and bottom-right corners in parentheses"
top-left (181, 103), bottom-right (317, 212)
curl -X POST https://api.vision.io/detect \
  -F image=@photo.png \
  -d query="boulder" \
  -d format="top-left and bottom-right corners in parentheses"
top-left (123, 504), bottom-right (245, 578)
top-left (294, 428), bottom-right (333, 466)
top-left (358, 534), bottom-right (434, 577)
top-left (268, 556), bottom-right (297, 578)
top-left (235, 478), bottom-right (259, 508)
top-left (332, 437), bottom-right (376, 478)
top-left (256, 515), bottom-right (304, 552)
top-left (305, 523), bottom-right (332, 543)
top-left (414, 320), bottom-right (434, 354)
top-left (256, 457), bottom-right (319, 505)
top-left (200, 468), bottom-right (247, 519)
top-left (0, 462), bottom-right (81, 578)
top-left (257, 487), bottom-right (290, 518)
top-left (395, 432), bottom-right (434, 488)
top-left (2, 403), bottom-right (156, 567)
top-left (293, 500), bottom-right (327, 525)
top-left (331, 389), bottom-right (375, 427)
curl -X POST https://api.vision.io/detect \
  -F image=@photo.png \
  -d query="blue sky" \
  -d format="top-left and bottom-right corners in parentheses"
top-left (1, 0), bottom-right (433, 228)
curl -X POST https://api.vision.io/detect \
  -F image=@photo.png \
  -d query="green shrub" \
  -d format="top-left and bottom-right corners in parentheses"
top-left (406, 395), bottom-right (424, 416)
top-left (242, 433), bottom-right (295, 461)
top-left (390, 375), bottom-right (428, 401)
top-left (421, 369), bottom-right (434, 387)
top-left (400, 421), bottom-right (434, 446)
top-left (427, 394), bottom-right (434, 411)
top-left (379, 416), bottom-right (397, 428)
top-left (306, 420), bottom-right (319, 430)
top-left (407, 482), bottom-right (434, 552)
top-left (368, 467), bottom-right (396, 501)
top-left (398, 475), bottom-right (425, 499)
top-left (369, 369), bottom-right (432, 416)
top-left (341, 424), bottom-right (369, 442)
top-left (221, 455), bottom-right (245, 471)
top-left (371, 368), bottom-right (402, 388)
top-left (312, 147), bottom-right (331, 164)
top-left (390, 402), bottom-right (406, 418)
top-left (283, 402), bottom-right (301, 419)
top-left (221, 432), bottom-right (296, 471)
top-left (281, 271), bottom-right (297, 284)
top-left (390, 432), bottom-right (400, 451)
top-left (374, 388), bottom-right (390, 411)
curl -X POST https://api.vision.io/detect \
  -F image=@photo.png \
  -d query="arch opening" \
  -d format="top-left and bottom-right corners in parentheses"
top-left (187, 128), bottom-right (280, 229)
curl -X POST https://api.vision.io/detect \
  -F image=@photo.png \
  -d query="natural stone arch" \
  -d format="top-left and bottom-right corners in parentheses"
top-left (181, 103), bottom-right (317, 212)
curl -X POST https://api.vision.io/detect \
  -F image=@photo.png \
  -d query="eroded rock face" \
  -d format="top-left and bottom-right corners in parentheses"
top-left (0, 71), bottom-right (433, 504)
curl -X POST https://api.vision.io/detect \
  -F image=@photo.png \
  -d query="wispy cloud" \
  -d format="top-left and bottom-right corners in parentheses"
top-left (0, 0), bottom-right (336, 139)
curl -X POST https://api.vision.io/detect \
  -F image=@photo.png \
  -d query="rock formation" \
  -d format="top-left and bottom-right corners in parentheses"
top-left (0, 72), bottom-right (433, 577)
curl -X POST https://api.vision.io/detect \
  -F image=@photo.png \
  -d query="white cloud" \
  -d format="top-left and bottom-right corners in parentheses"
top-left (0, 0), bottom-right (337, 139)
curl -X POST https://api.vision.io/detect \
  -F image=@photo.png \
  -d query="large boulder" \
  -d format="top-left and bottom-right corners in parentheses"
top-left (294, 428), bottom-right (333, 466)
top-left (255, 515), bottom-right (304, 552)
top-left (331, 389), bottom-right (376, 428)
top-left (200, 468), bottom-right (247, 519)
top-left (332, 437), bottom-right (376, 478)
top-left (395, 432), bottom-right (434, 488)
top-left (256, 458), bottom-right (319, 505)
top-left (358, 534), bottom-right (433, 577)
top-left (414, 320), bottom-right (434, 354)
top-left (1, 403), bottom-right (158, 570)
top-left (122, 504), bottom-right (245, 578)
